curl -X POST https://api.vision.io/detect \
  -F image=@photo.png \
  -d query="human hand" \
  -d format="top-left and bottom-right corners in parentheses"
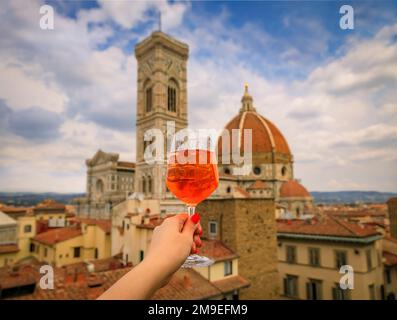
top-left (144, 213), bottom-right (202, 282)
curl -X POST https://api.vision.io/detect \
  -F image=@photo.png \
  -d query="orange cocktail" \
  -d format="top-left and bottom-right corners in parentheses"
top-left (166, 149), bottom-right (219, 206)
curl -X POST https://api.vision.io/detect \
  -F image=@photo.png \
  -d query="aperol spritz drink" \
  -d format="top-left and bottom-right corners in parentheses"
top-left (166, 136), bottom-right (219, 267)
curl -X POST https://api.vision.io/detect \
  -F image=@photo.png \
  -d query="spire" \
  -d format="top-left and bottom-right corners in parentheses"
top-left (158, 10), bottom-right (162, 32)
top-left (240, 83), bottom-right (256, 113)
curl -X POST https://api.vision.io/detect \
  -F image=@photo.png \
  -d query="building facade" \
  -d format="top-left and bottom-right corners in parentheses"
top-left (74, 150), bottom-right (135, 219)
top-left (277, 217), bottom-right (384, 300)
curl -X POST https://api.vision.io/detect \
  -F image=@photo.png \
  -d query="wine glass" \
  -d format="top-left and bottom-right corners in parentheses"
top-left (166, 132), bottom-right (219, 267)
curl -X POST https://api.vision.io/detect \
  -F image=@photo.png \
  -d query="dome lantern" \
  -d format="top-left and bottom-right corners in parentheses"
top-left (240, 84), bottom-right (256, 113)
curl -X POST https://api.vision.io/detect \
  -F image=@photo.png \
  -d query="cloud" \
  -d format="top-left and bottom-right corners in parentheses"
top-left (7, 106), bottom-right (63, 141)
top-left (0, 1), bottom-right (396, 193)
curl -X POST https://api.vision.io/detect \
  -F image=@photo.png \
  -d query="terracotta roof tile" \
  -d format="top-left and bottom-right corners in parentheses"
top-left (32, 227), bottom-right (82, 245)
top-left (277, 216), bottom-right (380, 238)
top-left (234, 186), bottom-right (251, 198)
top-left (198, 240), bottom-right (238, 262)
top-left (151, 269), bottom-right (221, 300)
top-left (279, 180), bottom-right (311, 198)
top-left (212, 275), bottom-right (250, 293)
top-left (218, 110), bottom-right (291, 156)
top-left (78, 218), bottom-right (111, 234)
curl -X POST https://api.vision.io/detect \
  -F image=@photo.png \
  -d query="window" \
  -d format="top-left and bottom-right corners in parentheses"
top-left (306, 279), bottom-right (322, 300)
top-left (148, 177), bottom-right (152, 193)
top-left (209, 221), bottom-right (218, 237)
top-left (224, 167), bottom-right (231, 175)
top-left (332, 284), bottom-right (350, 300)
top-left (44, 248), bottom-right (48, 257)
top-left (286, 246), bottom-right (296, 264)
top-left (366, 249), bottom-right (373, 270)
top-left (284, 275), bottom-right (298, 298)
top-left (253, 166), bottom-right (261, 175)
top-left (369, 284), bottom-right (375, 300)
top-left (386, 269), bottom-right (392, 284)
top-left (140, 250), bottom-right (144, 262)
top-left (167, 80), bottom-right (177, 112)
top-left (281, 166), bottom-right (287, 176)
top-left (224, 261), bottom-right (233, 276)
top-left (29, 243), bottom-right (35, 253)
top-left (73, 247), bottom-right (81, 258)
top-left (226, 186), bottom-right (231, 193)
top-left (309, 248), bottom-right (320, 267)
top-left (335, 250), bottom-right (347, 269)
top-left (24, 225), bottom-right (32, 233)
top-left (142, 178), bottom-right (146, 194)
top-left (94, 248), bottom-right (98, 259)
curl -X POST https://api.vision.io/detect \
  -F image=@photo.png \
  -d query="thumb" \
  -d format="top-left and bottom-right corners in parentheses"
top-left (182, 214), bottom-right (199, 236)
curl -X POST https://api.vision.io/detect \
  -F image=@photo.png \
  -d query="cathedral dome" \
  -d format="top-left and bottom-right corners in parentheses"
top-left (218, 85), bottom-right (291, 157)
top-left (280, 180), bottom-right (311, 198)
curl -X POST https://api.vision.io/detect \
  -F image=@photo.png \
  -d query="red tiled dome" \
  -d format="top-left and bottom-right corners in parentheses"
top-left (280, 180), bottom-right (311, 198)
top-left (217, 86), bottom-right (291, 156)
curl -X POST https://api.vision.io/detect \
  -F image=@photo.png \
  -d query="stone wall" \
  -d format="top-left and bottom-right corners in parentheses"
top-left (198, 198), bottom-right (280, 299)
top-left (388, 199), bottom-right (397, 238)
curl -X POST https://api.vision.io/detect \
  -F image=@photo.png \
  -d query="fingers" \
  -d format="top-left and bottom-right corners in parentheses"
top-left (193, 234), bottom-right (202, 248)
top-left (182, 213), bottom-right (200, 236)
top-left (191, 241), bottom-right (197, 254)
top-left (194, 223), bottom-right (203, 236)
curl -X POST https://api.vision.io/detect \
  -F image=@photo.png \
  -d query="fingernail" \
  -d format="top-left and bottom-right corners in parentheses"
top-left (191, 213), bottom-right (200, 224)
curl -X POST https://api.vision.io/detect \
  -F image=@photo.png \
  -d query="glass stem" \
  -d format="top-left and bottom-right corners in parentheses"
top-left (187, 206), bottom-right (196, 217)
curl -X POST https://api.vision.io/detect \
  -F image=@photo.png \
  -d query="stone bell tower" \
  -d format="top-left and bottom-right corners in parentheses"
top-left (134, 31), bottom-right (189, 199)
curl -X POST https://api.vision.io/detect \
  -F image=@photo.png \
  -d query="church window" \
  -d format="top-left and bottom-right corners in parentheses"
top-left (224, 167), bottom-right (231, 175)
top-left (282, 166), bottom-right (287, 176)
top-left (226, 186), bottom-right (231, 193)
top-left (148, 177), bottom-right (152, 193)
top-left (167, 79), bottom-right (178, 112)
top-left (253, 166), bottom-right (261, 175)
top-left (146, 87), bottom-right (152, 112)
top-left (142, 178), bottom-right (146, 193)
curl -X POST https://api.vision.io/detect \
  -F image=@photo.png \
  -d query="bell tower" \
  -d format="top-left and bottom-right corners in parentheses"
top-left (134, 31), bottom-right (189, 199)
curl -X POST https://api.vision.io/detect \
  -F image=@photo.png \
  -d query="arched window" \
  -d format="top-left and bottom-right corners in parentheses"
top-left (144, 79), bottom-right (152, 113)
top-left (167, 79), bottom-right (178, 112)
top-left (281, 166), bottom-right (287, 176)
top-left (148, 177), bottom-right (152, 193)
top-left (142, 177), bottom-right (146, 194)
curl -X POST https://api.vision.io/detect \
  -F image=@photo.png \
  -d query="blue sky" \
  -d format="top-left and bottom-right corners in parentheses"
top-left (0, 0), bottom-right (396, 193)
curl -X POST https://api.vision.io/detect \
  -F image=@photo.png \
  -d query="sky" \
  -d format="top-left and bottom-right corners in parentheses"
top-left (0, 0), bottom-right (396, 193)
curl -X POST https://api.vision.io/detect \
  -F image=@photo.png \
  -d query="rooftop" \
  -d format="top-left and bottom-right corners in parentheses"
top-left (199, 240), bottom-right (238, 262)
top-left (32, 227), bottom-right (82, 245)
top-left (277, 216), bottom-right (381, 241)
top-left (0, 211), bottom-right (17, 226)
top-left (247, 180), bottom-right (268, 190)
top-left (77, 218), bottom-right (112, 234)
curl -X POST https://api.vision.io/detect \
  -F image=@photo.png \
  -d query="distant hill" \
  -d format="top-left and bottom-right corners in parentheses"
top-left (0, 192), bottom-right (84, 206)
top-left (0, 191), bottom-right (396, 207)
top-left (311, 191), bottom-right (397, 204)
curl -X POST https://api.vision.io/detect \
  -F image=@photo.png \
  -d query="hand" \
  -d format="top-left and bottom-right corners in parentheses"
top-left (145, 213), bottom-right (202, 282)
